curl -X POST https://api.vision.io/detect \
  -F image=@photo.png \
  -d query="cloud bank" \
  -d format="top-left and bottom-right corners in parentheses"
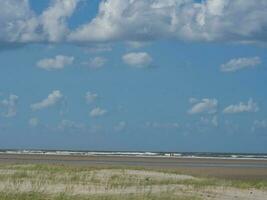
top-left (1, 0), bottom-right (267, 47)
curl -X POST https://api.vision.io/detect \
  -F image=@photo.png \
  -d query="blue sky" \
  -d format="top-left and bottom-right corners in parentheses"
top-left (0, 0), bottom-right (267, 153)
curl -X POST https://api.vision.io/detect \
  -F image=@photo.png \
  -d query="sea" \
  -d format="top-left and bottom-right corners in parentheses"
top-left (0, 149), bottom-right (267, 160)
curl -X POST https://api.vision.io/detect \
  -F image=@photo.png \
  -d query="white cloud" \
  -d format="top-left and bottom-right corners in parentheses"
top-left (2, 0), bottom-right (267, 46)
top-left (40, 0), bottom-right (79, 42)
top-left (57, 119), bottom-right (85, 131)
top-left (29, 117), bottom-right (39, 127)
top-left (0, 94), bottom-right (18, 117)
top-left (37, 55), bottom-right (74, 70)
top-left (83, 57), bottom-right (106, 69)
top-left (85, 92), bottom-right (98, 104)
top-left (188, 98), bottom-right (218, 115)
top-left (114, 121), bottom-right (127, 132)
top-left (221, 57), bottom-right (261, 72)
top-left (0, 0), bottom-right (38, 43)
top-left (0, 0), bottom-right (79, 44)
top-left (90, 107), bottom-right (107, 117)
top-left (31, 90), bottom-right (63, 111)
top-left (68, 0), bottom-right (267, 44)
top-left (223, 98), bottom-right (259, 114)
top-left (122, 52), bottom-right (152, 68)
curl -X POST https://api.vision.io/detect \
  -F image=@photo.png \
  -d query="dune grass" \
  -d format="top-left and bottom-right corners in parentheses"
top-left (0, 163), bottom-right (266, 200)
top-left (0, 192), bottom-right (202, 200)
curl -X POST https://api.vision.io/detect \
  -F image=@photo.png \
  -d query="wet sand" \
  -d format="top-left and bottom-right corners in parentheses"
top-left (1, 153), bottom-right (267, 180)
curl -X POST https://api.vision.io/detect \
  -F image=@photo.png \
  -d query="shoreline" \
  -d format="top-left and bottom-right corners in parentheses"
top-left (1, 153), bottom-right (267, 180)
top-left (1, 151), bottom-right (267, 161)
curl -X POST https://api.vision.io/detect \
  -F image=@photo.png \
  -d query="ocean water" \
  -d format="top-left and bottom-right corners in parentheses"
top-left (0, 149), bottom-right (267, 160)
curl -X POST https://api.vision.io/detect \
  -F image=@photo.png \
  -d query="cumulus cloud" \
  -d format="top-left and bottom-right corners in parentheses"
top-left (0, 0), bottom-right (79, 44)
top-left (90, 107), bottom-right (107, 117)
top-left (83, 57), bottom-right (106, 69)
top-left (40, 0), bottom-right (79, 42)
top-left (37, 55), bottom-right (74, 70)
top-left (1, 0), bottom-right (267, 46)
top-left (85, 92), bottom-right (98, 104)
top-left (223, 98), bottom-right (259, 114)
top-left (0, 94), bottom-right (18, 117)
top-left (68, 0), bottom-right (267, 44)
top-left (188, 98), bottom-right (218, 115)
top-left (0, 0), bottom-right (37, 43)
top-left (221, 57), bottom-right (261, 72)
top-left (31, 90), bottom-right (63, 111)
top-left (122, 52), bottom-right (152, 68)
top-left (28, 117), bottom-right (39, 127)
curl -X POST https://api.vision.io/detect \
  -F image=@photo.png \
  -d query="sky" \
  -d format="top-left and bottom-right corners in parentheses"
top-left (0, 0), bottom-right (267, 153)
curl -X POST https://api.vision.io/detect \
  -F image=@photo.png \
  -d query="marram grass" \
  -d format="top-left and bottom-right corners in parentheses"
top-left (0, 164), bottom-right (266, 200)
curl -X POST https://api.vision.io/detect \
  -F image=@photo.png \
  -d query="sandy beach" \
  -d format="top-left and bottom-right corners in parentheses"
top-left (1, 153), bottom-right (267, 180)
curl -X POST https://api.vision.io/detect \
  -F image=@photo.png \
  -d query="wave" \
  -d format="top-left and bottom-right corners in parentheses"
top-left (0, 149), bottom-right (267, 160)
